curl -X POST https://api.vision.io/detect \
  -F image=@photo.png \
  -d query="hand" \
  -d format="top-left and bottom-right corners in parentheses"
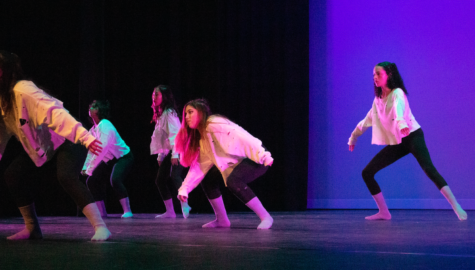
top-left (171, 158), bottom-right (179, 166)
top-left (81, 170), bottom-right (87, 176)
top-left (349, 145), bottom-right (355, 152)
top-left (88, 139), bottom-right (103, 155)
top-left (401, 127), bottom-right (410, 136)
top-left (267, 160), bottom-right (273, 166)
top-left (178, 195), bottom-right (188, 202)
top-left (158, 160), bottom-right (162, 166)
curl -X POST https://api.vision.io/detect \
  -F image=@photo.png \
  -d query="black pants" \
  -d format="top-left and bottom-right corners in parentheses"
top-left (4, 141), bottom-right (94, 209)
top-left (201, 158), bottom-right (268, 204)
top-left (155, 151), bottom-right (184, 201)
top-left (362, 128), bottom-right (448, 195)
top-left (86, 151), bottom-right (134, 201)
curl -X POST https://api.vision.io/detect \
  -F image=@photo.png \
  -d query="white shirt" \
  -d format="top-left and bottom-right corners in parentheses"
top-left (150, 109), bottom-right (180, 161)
top-left (178, 116), bottom-right (273, 198)
top-left (82, 119), bottom-right (130, 176)
top-left (0, 81), bottom-right (96, 167)
top-left (348, 88), bottom-right (421, 146)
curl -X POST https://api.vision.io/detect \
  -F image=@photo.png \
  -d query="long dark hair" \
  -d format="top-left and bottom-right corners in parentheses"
top-left (374, 61), bottom-right (408, 98)
top-left (175, 99), bottom-right (212, 167)
top-left (0, 50), bottom-right (24, 115)
top-left (151, 85), bottom-right (178, 124)
top-left (89, 100), bottom-right (111, 120)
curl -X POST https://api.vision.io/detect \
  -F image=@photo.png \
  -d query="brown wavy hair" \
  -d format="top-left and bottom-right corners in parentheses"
top-left (175, 99), bottom-right (212, 167)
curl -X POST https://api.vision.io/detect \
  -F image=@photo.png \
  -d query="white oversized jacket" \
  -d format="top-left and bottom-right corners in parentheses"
top-left (348, 88), bottom-right (421, 146)
top-left (0, 81), bottom-right (96, 166)
top-left (178, 116), bottom-right (273, 198)
top-left (82, 119), bottom-right (130, 176)
top-left (150, 109), bottom-right (180, 162)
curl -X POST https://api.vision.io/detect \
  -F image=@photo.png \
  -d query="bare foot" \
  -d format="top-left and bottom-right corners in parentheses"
top-left (453, 204), bottom-right (467, 221)
top-left (257, 216), bottom-right (273, 229)
top-left (365, 211), bottom-right (392, 220)
top-left (155, 212), bottom-right (176, 218)
top-left (121, 212), bottom-right (133, 218)
top-left (91, 226), bottom-right (111, 241)
top-left (7, 227), bottom-right (43, 240)
top-left (202, 219), bottom-right (231, 228)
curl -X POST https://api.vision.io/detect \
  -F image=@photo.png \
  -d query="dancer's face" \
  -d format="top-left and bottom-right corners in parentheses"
top-left (373, 66), bottom-right (388, 88)
top-left (89, 101), bottom-right (99, 119)
top-left (185, 105), bottom-right (201, 129)
top-left (152, 90), bottom-right (162, 107)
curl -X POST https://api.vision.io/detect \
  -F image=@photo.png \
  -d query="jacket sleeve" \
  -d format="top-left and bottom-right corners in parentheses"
top-left (178, 151), bottom-right (214, 198)
top-left (218, 125), bottom-right (274, 166)
top-left (348, 107), bottom-right (373, 145)
top-left (0, 118), bottom-right (13, 161)
top-left (393, 90), bottom-right (409, 130)
top-left (25, 90), bottom-right (96, 147)
top-left (165, 111), bottom-right (181, 159)
top-left (84, 121), bottom-right (113, 176)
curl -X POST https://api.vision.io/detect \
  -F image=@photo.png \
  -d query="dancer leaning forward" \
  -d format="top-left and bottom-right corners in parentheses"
top-left (0, 50), bottom-right (111, 240)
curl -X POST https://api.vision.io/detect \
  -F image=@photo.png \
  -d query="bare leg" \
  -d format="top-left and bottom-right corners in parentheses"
top-left (365, 192), bottom-right (392, 220)
top-left (440, 186), bottom-right (467, 221)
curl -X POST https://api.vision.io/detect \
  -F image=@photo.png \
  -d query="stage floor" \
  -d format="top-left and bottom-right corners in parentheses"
top-left (1, 210), bottom-right (475, 269)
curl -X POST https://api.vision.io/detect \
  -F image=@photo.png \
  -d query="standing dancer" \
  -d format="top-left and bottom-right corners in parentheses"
top-left (82, 100), bottom-right (134, 218)
top-left (348, 61), bottom-right (467, 221)
top-left (176, 99), bottom-right (274, 229)
top-left (0, 50), bottom-right (110, 240)
top-left (151, 85), bottom-right (191, 218)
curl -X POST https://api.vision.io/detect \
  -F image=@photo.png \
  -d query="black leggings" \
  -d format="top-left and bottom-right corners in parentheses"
top-left (362, 128), bottom-right (448, 195)
top-left (201, 158), bottom-right (268, 204)
top-left (4, 141), bottom-right (94, 209)
top-left (86, 151), bottom-right (134, 201)
top-left (155, 151), bottom-right (184, 201)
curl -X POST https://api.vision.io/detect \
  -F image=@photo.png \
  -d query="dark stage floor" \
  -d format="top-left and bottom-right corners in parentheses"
top-left (1, 210), bottom-right (475, 269)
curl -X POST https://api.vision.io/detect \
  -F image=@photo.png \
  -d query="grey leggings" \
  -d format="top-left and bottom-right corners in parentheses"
top-left (362, 128), bottom-right (448, 195)
top-left (201, 159), bottom-right (268, 204)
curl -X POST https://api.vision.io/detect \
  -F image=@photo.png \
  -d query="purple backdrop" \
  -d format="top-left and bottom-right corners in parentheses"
top-left (309, 0), bottom-right (475, 209)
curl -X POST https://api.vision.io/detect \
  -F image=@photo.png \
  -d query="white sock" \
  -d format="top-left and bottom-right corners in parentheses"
top-left (82, 203), bottom-right (111, 241)
top-left (7, 204), bottom-right (43, 240)
top-left (245, 197), bottom-right (273, 229)
top-left (156, 198), bottom-right (176, 218)
top-left (119, 197), bottom-right (133, 218)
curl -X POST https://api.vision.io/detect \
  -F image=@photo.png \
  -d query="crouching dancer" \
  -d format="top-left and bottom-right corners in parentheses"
top-left (0, 50), bottom-right (111, 240)
top-left (176, 99), bottom-right (274, 229)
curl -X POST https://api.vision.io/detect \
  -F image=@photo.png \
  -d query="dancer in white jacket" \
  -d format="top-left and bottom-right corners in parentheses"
top-left (348, 61), bottom-right (466, 221)
top-left (0, 50), bottom-right (110, 241)
top-left (82, 100), bottom-right (134, 218)
top-left (150, 85), bottom-right (190, 218)
top-left (176, 99), bottom-right (274, 229)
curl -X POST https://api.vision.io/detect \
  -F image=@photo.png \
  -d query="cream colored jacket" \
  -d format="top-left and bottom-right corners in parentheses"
top-left (348, 88), bottom-right (421, 146)
top-left (178, 116), bottom-right (273, 197)
top-left (0, 81), bottom-right (96, 166)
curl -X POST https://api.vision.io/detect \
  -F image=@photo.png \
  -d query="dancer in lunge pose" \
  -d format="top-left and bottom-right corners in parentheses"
top-left (176, 99), bottom-right (274, 229)
top-left (82, 100), bottom-right (134, 218)
top-left (0, 50), bottom-right (110, 240)
top-left (151, 85), bottom-right (191, 218)
top-left (348, 61), bottom-right (467, 221)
